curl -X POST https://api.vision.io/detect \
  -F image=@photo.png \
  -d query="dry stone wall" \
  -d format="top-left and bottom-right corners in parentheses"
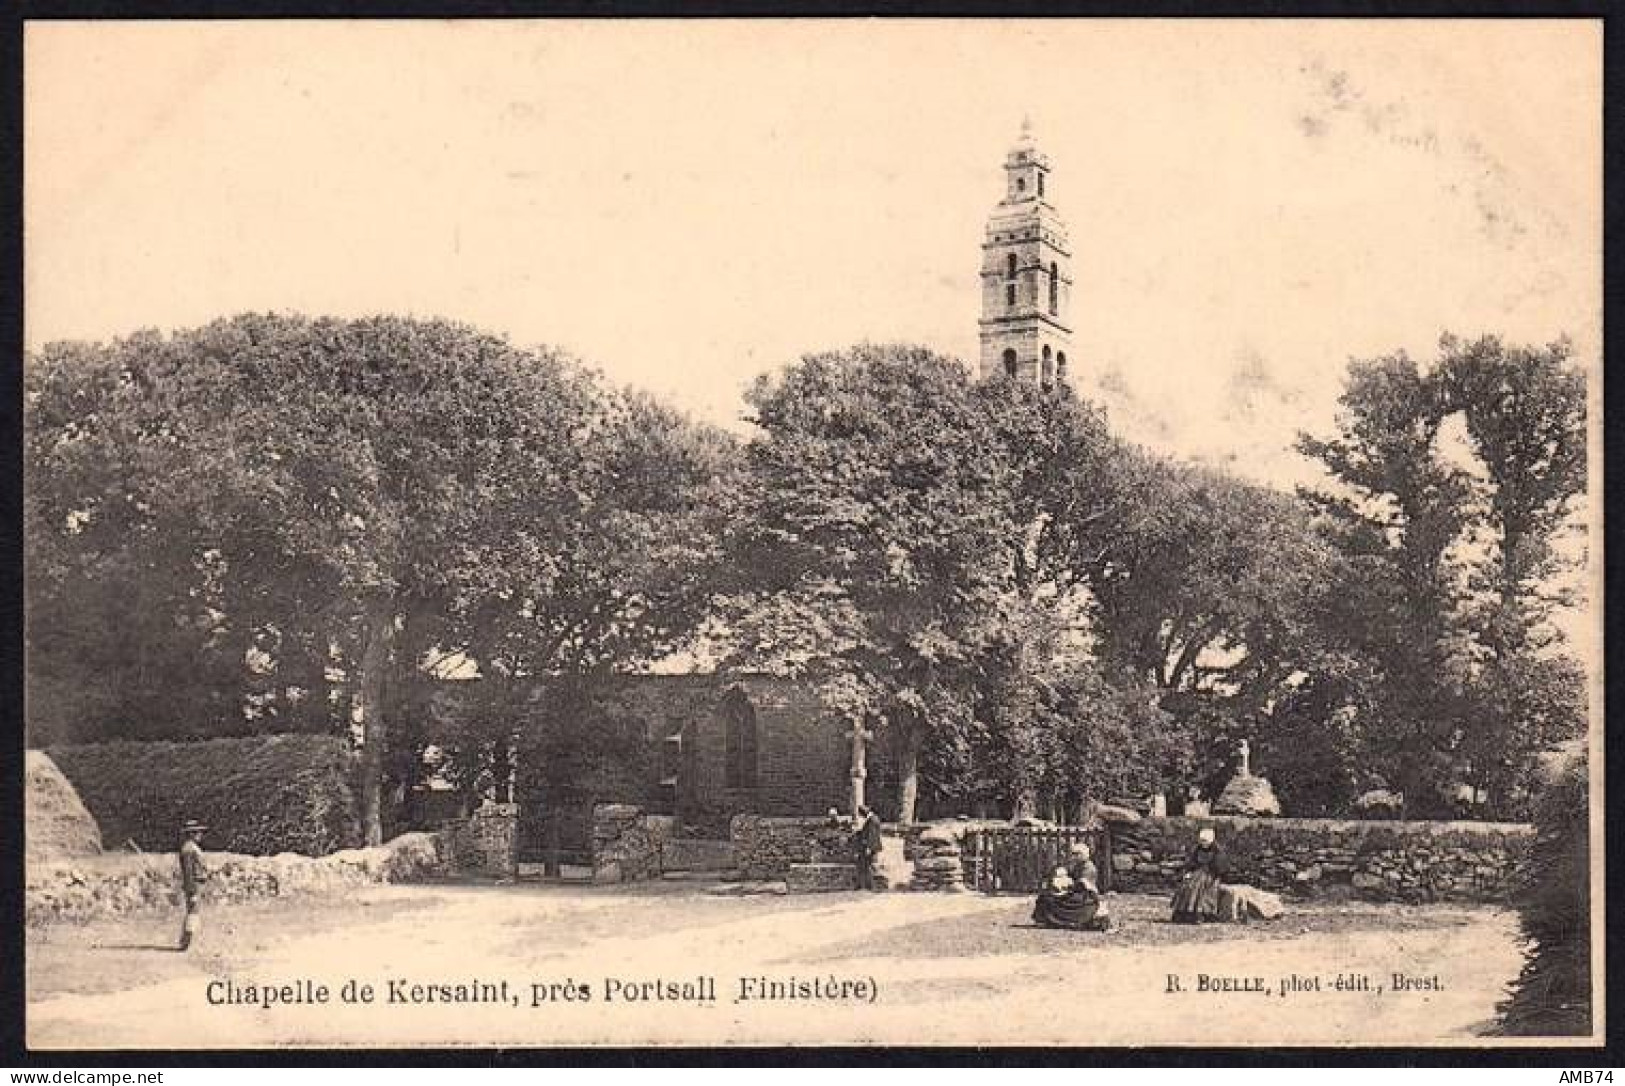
top-left (440, 801), bottom-right (519, 878)
top-left (1108, 816), bottom-right (1532, 903)
top-left (26, 832), bottom-right (452, 927)
top-left (910, 824), bottom-right (968, 892)
top-left (786, 863), bottom-right (857, 892)
top-left (662, 837), bottom-right (734, 873)
top-left (604, 812), bottom-right (1529, 903)
top-left (730, 815), bottom-right (858, 880)
top-left (591, 804), bottom-right (676, 883)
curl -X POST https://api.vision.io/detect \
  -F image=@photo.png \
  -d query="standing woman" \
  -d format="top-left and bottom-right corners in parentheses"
top-left (1170, 826), bottom-right (1226, 924)
top-left (177, 819), bottom-right (209, 951)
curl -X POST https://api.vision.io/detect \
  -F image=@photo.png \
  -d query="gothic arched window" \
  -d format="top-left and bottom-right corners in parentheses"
top-left (1006, 283), bottom-right (1016, 307)
top-left (1041, 346), bottom-right (1054, 385)
top-left (1056, 352), bottom-right (1068, 383)
top-left (1049, 262), bottom-right (1059, 315)
top-left (1003, 349), bottom-right (1018, 378)
top-left (1006, 253), bottom-right (1018, 280)
top-left (722, 688), bottom-right (758, 791)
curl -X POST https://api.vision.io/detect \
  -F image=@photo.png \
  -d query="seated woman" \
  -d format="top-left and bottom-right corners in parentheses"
top-left (1032, 843), bottom-right (1111, 931)
top-left (1170, 826), bottom-right (1227, 924)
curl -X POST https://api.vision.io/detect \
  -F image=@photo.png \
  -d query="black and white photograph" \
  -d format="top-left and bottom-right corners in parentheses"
top-left (19, 18), bottom-right (1603, 1048)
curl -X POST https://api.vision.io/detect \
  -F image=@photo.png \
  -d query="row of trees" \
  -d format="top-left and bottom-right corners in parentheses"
top-left (26, 315), bottom-right (733, 842)
top-left (24, 315), bottom-right (1589, 836)
top-left (1285, 337), bottom-right (1589, 817)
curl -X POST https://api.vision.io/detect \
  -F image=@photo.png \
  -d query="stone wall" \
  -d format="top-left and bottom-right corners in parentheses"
top-left (1108, 816), bottom-right (1532, 903)
top-left (440, 801), bottom-right (519, 879)
top-left (910, 824), bottom-right (968, 892)
top-left (26, 832), bottom-right (452, 927)
top-left (730, 815), bottom-right (858, 880)
top-left (899, 819), bottom-right (1008, 862)
top-left (591, 803), bottom-right (676, 883)
top-left (662, 836), bottom-right (734, 873)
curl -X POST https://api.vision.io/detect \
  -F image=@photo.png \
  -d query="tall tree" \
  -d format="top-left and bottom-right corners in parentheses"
top-left (1437, 334), bottom-right (1588, 659)
top-left (446, 389), bottom-right (737, 816)
top-left (27, 333), bottom-right (261, 744)
top-left (729, 345), bottom-right (1011, 821)
top-left (26, 314), bottom-right (626, 843)
top-left (1049, 445), bottom-right (1341, 799)
top-left (1298, 337), bottom-right (1590, 815)
top-left (1296, 351), bottom-right (1475, 813)
top-left (969, 379), bottom-right (1117, 817)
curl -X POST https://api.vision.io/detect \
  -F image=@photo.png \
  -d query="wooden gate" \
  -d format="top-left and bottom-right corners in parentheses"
top-left (516, 798), bottom-right (595, 880)
top-left (962, 825), bottom-right (1112, 894)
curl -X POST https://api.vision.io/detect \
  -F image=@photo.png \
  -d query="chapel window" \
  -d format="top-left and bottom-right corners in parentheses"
top-left (1003, 349), bottom-right (1018, 378)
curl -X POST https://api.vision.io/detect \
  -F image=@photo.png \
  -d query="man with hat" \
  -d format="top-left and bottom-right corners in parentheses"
top-left (177, 819), bottom-right (209, 951)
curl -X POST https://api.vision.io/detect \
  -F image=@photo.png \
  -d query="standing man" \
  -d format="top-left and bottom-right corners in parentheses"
top-left (852, 804), bottom-right (883, 891)
top-left (177, 819), bottom-right (209, 951)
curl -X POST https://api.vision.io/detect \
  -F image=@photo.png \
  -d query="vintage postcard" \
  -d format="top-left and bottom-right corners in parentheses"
top-left (21, 18), bottom-right (1603, 1049)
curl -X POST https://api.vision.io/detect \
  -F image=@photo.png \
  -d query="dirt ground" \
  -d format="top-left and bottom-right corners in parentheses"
top-left (26, 881), bottom-right (1529, 1048)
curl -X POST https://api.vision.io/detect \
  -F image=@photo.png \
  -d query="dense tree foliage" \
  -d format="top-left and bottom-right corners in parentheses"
top-left (1438, 335), bottom-right (1588, 660)
top-left (735, 335), bottom-right (1587, 820)
top-left (1297, 336), bottom-right (1588, 816)
top-left (731, 346), bottom-right (1268, 818)
top-left (726, 346), bottom-right (1011, 821)
top-left (27, 316), bottom-right (1589, 830)
top-left (26, 315), bottom-right (729, 842)
top-left (970, 378), bottom-right (1121, 816)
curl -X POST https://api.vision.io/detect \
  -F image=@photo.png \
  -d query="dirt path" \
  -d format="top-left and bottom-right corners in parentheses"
top-left (27, 884), bottom-right (1525, 1048)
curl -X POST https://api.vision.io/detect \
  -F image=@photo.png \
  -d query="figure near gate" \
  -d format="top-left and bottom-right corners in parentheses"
top-left (851, 804), bottom-right (883, 891)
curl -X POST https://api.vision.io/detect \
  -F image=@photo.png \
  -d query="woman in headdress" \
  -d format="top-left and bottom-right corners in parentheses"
top-left (1032, 842), bottom-right (1111, 931)
top-left (1170, 825), bottom-right (1227, 924)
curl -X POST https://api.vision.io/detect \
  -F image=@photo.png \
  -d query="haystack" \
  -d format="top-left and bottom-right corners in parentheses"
top-left (25, 750), bottom-right (103, 864)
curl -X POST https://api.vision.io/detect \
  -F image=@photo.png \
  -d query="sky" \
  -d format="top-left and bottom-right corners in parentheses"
top-left (25, 19), bottom-right (1601, 491)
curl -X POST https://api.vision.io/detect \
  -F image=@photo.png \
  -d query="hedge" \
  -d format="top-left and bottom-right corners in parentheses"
top-left (48, 734), bottom-right (362, 857)
top-left (1496, 744), bottom-right (1591, 1035)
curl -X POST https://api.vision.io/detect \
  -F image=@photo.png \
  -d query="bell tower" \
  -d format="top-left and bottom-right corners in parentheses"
top-left (978, 119), bottom-right (1073, 385)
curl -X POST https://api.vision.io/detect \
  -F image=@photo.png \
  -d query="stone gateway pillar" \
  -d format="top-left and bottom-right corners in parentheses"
top-left (457, 800), bottom-right (519, 878)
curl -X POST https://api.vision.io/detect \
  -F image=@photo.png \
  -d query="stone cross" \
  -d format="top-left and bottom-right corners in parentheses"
top-left (1238, 737), bottom-right (1251, 778)
top-left (846, 721), bottom-right (874, 813)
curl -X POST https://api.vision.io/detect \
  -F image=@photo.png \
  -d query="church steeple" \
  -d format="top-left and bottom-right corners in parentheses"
top-left (978, 120), bottom-right (1073, 385)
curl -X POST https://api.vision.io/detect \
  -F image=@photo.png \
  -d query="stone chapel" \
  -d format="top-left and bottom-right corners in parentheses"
top-left (472, 126), bottom-right (1069, 852)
